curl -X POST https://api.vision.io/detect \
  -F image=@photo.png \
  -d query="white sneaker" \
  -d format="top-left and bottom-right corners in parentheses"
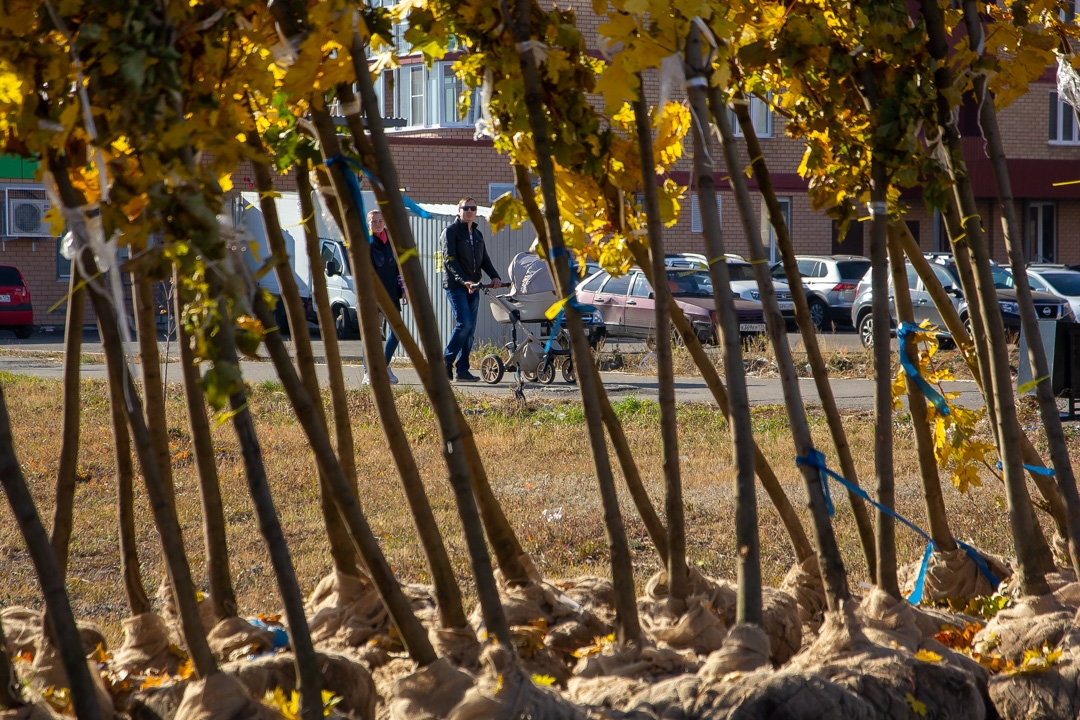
top-left (387, 367), bottom-right (399, 385)
top-left (361, 373), bottom-right (370, 386)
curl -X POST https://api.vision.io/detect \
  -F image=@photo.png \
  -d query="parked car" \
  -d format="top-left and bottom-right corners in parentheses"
top-left (771, 255), bottom-right (871, 330)
top-left (1025, 264), bottom-right (1080, 319)
top-left (663, 252), bottom-right (796, 324)
top-left (851, 256), bottom-right (1074, 348)
top-left (0, 265), bottom-right (32, 339)
top-left (576, 267), bottom-right (766, 346)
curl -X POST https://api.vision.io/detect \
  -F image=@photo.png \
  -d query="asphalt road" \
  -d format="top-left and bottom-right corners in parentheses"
top-left (0, 328), bottom-right (986, 410)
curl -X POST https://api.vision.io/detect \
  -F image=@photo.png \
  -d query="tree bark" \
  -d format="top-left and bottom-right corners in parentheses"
top-left (685, 27), bottom-right (761, 623)
top-left (0, 386), bottom-right (103, 720)
top-left (919, 0), bottom-right (1053, 594)
top-left (249, 142), bottom-right (359, 579)
top-left (336, 83), bottom-right (531, 587)
top-left (247, 284), bottom-right (439, 665)
top-left (961, 0), bottom-right (1080, 578)
top-left (732, 84), bottom-right (878, 585)
top-left (133, 274), bottom-right (176, 507)
top-left (108, 340), bottom-right (152, 616)
top-left (631, 94), bottom-right (687, 602)
top-left (711, 88), bottom-right (850, 610)
top-left (49, 263), bottom-right (84, 575)
top-left (887, 220), bottom-right (957, 554)
top-left (174, 276), bottom-right (237, 621)
top-left (214, 298), bottom-right (323, 720)
top-left (502, 2), bottom-right (641, 641)
top-left (49, 159), bottom-right (217, 678)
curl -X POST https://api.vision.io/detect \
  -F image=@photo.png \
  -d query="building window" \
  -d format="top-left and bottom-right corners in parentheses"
top-left (689, 192), bottom-right (721, 233)
top-left (57, 238), bottom-right (71, 281)
top-left (1028, 202), bottom-right (1056, 263)
top-left (382, 61), bottom-right (479, 129)
top-left (1049, 90), bottom-right (1079, 143)
top-left (730, 94), bottom-right (773, 138)
top-left (488, 183), bottom-right (516, 203)
top-left (760, 197), bottom-right (791, 263)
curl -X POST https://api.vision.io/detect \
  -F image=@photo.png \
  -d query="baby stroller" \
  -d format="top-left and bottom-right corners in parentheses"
top-left (479, 252), bottom-right (606, 386)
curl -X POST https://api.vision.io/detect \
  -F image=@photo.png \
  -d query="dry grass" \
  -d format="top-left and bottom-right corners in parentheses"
top-left (0, 372), bottom-right (1065, 647)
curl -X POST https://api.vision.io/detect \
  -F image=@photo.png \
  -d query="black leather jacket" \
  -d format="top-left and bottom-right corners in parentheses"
top-left (441, 218), bottom-right (500, 289)
top-left (370, 232), bottom-right (402, 302)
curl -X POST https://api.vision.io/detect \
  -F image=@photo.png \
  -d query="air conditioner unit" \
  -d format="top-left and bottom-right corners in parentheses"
top-left (7, 198), bottom-right (52, 237)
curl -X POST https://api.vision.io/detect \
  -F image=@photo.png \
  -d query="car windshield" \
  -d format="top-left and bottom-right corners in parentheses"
top-left (727, 263), bottom-right (756, 281)
top-left (1040, 272), bottom-right (1080, 296)
top-left (837, 261), bottom-right (871, 280)
top-left (991, 266), bottom-right (1014, 289)
top-left (666, 269), bottom-right (714, 296)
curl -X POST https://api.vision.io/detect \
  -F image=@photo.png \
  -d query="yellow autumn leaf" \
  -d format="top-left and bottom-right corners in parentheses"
top-left (531, 674), bottom-right (556, 686)
top-left (906, 693), bottom-right (928, 716)
top-left (914, 649), bottom-right (942, 663)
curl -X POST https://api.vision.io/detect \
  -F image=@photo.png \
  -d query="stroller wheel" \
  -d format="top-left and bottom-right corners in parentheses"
top-left (480, 354), bottom-right (505, 384)
top-left (561, 358), bottom-right (576, 384)
top-left (537, 359), bottom-right (556, 385)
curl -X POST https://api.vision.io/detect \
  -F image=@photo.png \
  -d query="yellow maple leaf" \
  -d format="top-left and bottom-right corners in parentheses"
top-left (531, 674), bottom-right (556, 686)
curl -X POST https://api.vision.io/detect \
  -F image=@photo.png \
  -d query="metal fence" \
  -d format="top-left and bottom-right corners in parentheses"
top-left (396, 212), bottom-right (537, 357)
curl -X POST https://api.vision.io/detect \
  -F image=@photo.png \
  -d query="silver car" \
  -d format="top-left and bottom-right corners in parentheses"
top-left (1026, 264), bottom-right (1080, 320)
top-left (771, 255), bottom-right (871, 330)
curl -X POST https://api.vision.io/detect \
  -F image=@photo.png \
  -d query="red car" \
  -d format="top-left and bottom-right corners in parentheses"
top-left (0, 265), bottom-right (33, 339)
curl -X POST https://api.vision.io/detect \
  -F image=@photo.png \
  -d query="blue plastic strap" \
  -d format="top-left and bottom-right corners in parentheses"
top-left (956, 538), bottom-right (1001, 588)
top-left (797, 450), bottom-right (1003, 601)
top-left (324, 155), bottom-right (432, 227)
top-left (896, 322), bottom-right (951, 417)
top-left (907, 541), bottom-right (934, 604)
top-left (325, 155), bottom-right (372, 245)
top-left (996, 460), bottom-right (1056, 477)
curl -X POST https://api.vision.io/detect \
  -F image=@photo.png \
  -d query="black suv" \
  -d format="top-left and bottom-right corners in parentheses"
top-left (850, 254), bottom-right (1074, 348)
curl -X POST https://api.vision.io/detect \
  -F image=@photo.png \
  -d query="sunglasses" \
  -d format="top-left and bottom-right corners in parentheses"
top-left (461, 205), bottom-right (477, 211)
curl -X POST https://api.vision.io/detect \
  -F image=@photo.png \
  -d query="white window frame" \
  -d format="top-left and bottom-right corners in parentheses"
top-left (760, 197), bottom-right (791, 263)
top-left (731, 94), bottom-right (773, 138)
top-left (1028, 201), bottom-right (1056, 263)
top-left (384, 61), bottom-right (479, 130)
top-left (690, 192), bottom-right (722, 233)
top-left (1049, 90), bottom-right (1080, 144)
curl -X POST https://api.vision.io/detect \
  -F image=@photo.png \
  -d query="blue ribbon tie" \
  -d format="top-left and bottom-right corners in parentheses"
top-left (324, 155), bottom-right (432, 243)
top-left (996, 460), bottom-right (1056, 477)
top-left (796, 450), bottom-right (1001, 603)
top-left (897, 322), bottom-right (951, 416)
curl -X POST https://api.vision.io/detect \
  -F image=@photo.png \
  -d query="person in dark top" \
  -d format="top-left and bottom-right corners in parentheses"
top-left (365, 209), bottom-right (404, 385)
top-left (442, 197), bottom-right (502, 381)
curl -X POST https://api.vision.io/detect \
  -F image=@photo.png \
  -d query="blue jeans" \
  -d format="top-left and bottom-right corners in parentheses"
top-left (383, 298), bottom-right (400, 364)
top-left (444, 285), bottom-right (479, 373)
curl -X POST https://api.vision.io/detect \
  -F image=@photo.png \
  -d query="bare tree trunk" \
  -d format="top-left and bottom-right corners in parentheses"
top-left (732, 86), bottom-right (878, 585)
top-left (108, 346), bottom-right (152, 615)
top-left (133, 275), bottom-right (176, 506)
top-left (305, 102), bottom-right (511, 650)
top-left (898, 221), bottom-right (1067, 522)
top-left (887, 220), bottom-right (957, 553)
top-left (711, 89), bottom-right (850, 610)
top-left (919, 0), bottom-right (1053, 594)
top-left (627, 240), bottom-right (815, 564)
top-left (214, 299), bottom-right (323, 720)
top-left (961, 0), bottom-right (1080, 578)
top-left (249, 144), bottom-right (359, 579)
top-left (502, 4), bottom-right (641, 641)
top-left (48, 160), bottom-right (217, 677)
top-left (686, 27), bottom-right (761, 623)
top-left (49, 264), bottom-right (84, 574)
top-left (335, 85), bottom-right (531, 587)
top-left (248, 286), bottom-right (439, 664)
top-left (0, 386), bottom-right (103, 720)
top-left (631, 94), bottom-right (687, 601)
top-left (296, 170), bottom-right (357, 493)
top-left (174, 276), bottom-right (236, 621)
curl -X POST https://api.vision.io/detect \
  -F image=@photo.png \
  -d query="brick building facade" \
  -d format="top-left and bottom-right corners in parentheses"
top-left (1, 5), bottom-right (1078, 332)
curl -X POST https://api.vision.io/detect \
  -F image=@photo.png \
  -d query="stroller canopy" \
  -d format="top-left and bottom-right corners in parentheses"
top-left (507, 252), bottom-right (556, 295)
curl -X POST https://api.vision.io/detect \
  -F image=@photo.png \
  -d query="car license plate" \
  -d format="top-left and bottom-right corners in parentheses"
top-left (739, 323), bottom-right (766, 332)
top-left (0, 294), bottom-right (10, 303)
top-left (777, 301), bottom-right (793, 311)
